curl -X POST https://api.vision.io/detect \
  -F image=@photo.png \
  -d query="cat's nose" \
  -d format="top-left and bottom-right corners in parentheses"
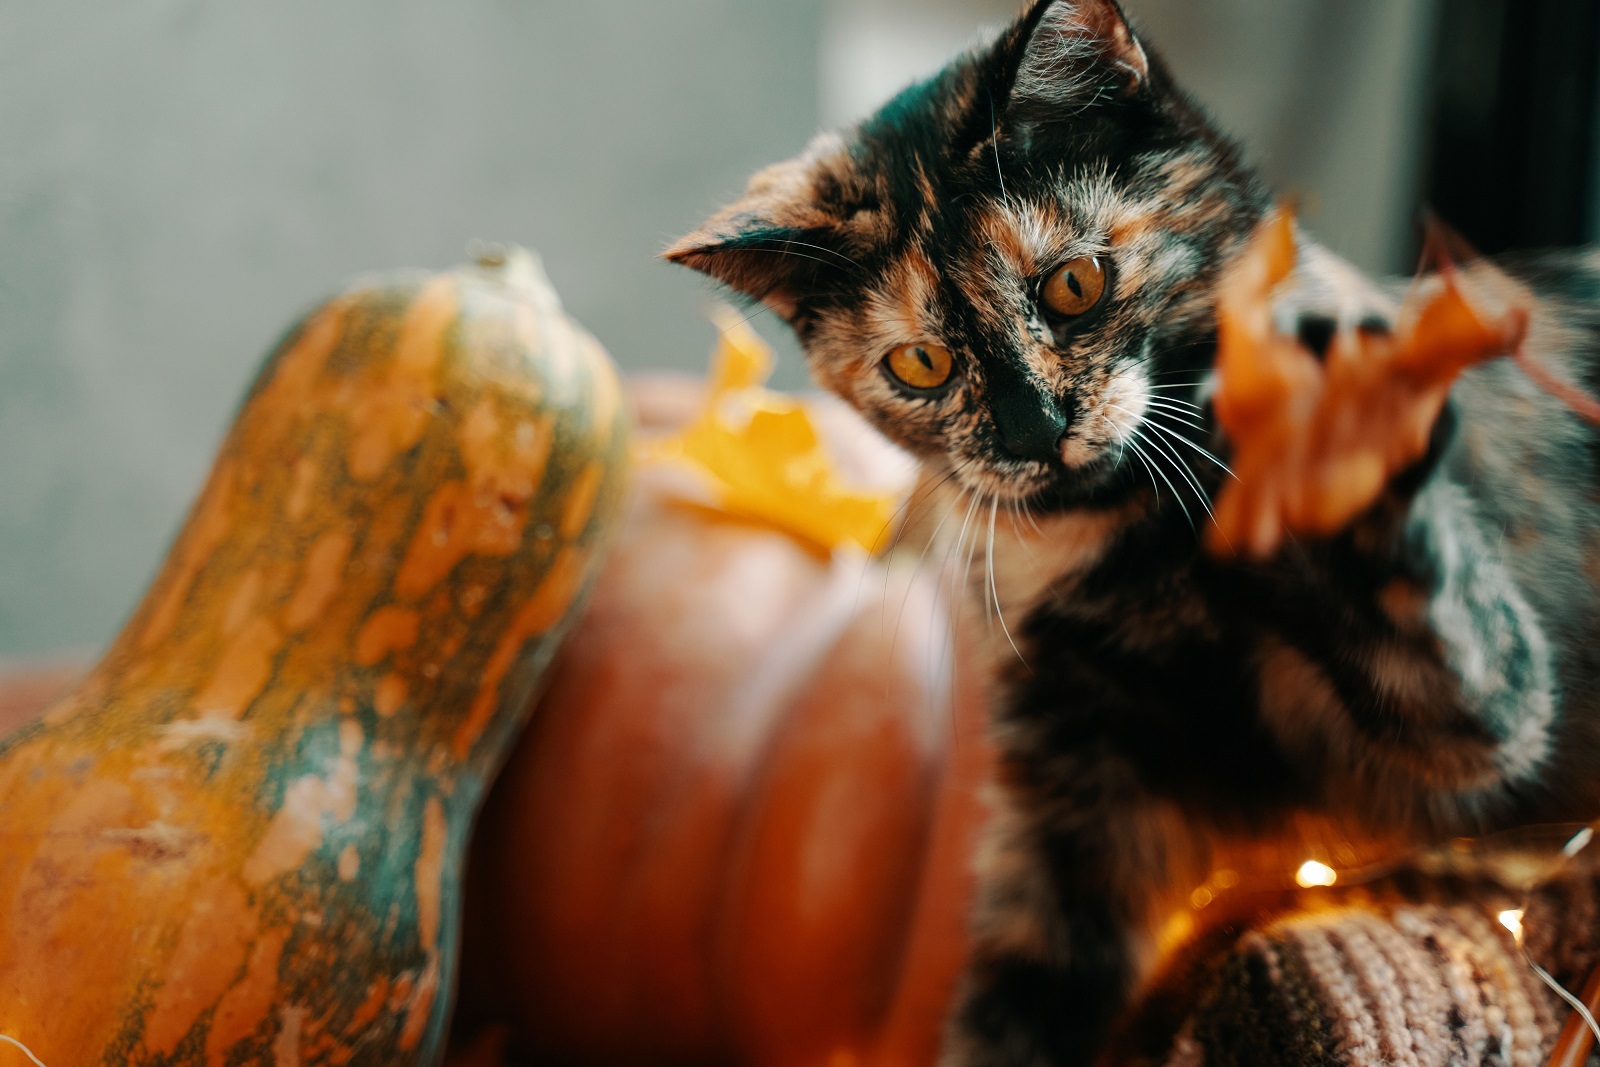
top-left (991, 387), bottom-right (1071, 462)
top-left (996, 406), bottom-right (1069, 462)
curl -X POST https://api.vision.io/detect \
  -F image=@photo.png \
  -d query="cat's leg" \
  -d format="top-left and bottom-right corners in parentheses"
top-left (1250, 416), bottom-right (1562, 830)
top-left (1232, 237), bottom-right (1569, 825)
top-left (943, 750), bottom-right (1206, 1067)
top-left (1371, 462), bottom-right (1556, 810)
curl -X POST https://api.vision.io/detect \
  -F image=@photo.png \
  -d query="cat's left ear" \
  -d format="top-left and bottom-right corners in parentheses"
top-left (665, 147), bottom-right (848, 323)
top-left (1011, 0), bottom-right (1150, 108)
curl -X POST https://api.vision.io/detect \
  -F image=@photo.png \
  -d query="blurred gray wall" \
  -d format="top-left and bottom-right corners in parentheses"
top-left (0, 0), bottom-right (824, 655)
top-left (0, 0), bottom-right (1441, 657)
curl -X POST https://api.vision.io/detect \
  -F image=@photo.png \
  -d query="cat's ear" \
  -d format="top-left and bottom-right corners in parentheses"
top-left (1010, 0), bottom-right (1150, 108)
top-left (665, 150), bottom-right (848, 322)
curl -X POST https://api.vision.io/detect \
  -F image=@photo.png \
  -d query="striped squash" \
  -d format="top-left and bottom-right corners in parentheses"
top-left (0, 249), bottom-right (627, 1065)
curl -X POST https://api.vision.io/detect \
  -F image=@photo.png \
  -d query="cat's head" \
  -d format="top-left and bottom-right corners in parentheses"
top-left (668, 0), bottom-right (1270, 511)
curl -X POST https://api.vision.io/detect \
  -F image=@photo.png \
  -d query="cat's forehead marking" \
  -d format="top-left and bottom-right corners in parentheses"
top-left (975, 168), bottom-right (1183, 271)
top-left (913, 162), bottom-right (940, 221)
top-left (977, 200), bottom-right (1072, 278)
top-left (1151, 150), bottom-right (1213, 198)
top-left (855, 249), bottom-right (944, 357)
top-left (1111, 209), bottom-right (1199, 302)
top-left (891, 246), bottom-right (942, 334)
top-left (966, 181), bottom-right (1180, 308)
top-left (1144, 148), bottom-right (1246, 235)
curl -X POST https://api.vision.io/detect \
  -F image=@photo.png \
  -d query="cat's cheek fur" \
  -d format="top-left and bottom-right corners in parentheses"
top-left (1059, 367), bottom-right (1150, 468)
top-left (835, 365), bottom-right (969, 461)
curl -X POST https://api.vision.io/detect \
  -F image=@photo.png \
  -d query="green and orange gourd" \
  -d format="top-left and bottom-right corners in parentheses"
top-left (0, 249), bottom-right (628, 1065)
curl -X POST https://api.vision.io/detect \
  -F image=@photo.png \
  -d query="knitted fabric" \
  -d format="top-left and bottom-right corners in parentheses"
top-left (1159, 844), bottom-right (1600, 1067)
top-left (1170, 903), bottom-right (1563, 1067)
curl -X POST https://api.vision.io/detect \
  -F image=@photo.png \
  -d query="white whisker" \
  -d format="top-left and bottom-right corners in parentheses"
top-left (741, 245), bottom-right (858, 276)
top-left (1123, 433), bottom-right (1173, 511)
top-left (957, 495), bottom-right (983, 640)
top-left (867, 464), bottom-right (968, 627)
top-left (1143, 398), bottom-right (1206, 417)
top-left (989, 500), bottom-right (1029, 667)
top-left (1122, 423), bottom-right (1194, 530)
top-left (1141, 401), bottom-right (1211, 433)
top-left (935, 489), bottom-right (984, 706)
top-left (1113, 416), bottom-right (1162, 506)
top-left (950, 491), bottom-right (983, 604)
top-left (989, 95), bottom-right (1010, 207)
top-left (1134, 418), bottom-right (1219, 528)
top-left (1144, 413), bottom-right (1238, 479)
top-left (890, 487), bottom-right (964, 660)
top-left (1018, 495), bottom-right (1043, 537)
top-left (1143, 399), bottom-right (1207, 420)
top-left (0, 1036), bottom-right (47, 1067)
top-left (1005, 498), bottom-right (1032, 548)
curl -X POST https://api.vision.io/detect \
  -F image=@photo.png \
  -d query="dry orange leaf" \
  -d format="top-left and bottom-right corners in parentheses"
top-left (1209, 209), bottom-right (1529, 558)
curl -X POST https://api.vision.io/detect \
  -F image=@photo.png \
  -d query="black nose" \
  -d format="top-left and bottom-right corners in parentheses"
top-left (987, 358), bottom-right (1070, 463)
top-left (995, 403), bottom-right (1069, 462)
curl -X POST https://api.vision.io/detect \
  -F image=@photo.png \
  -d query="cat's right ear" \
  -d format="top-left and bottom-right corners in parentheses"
top-left (665, 151), bottom-right (848, 324)
top-left (1009, 0), bottom-right (1150, 109)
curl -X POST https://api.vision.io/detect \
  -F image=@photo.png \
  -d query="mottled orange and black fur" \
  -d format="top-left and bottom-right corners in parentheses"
top-left (670, 2), bottom-right (1600, 1064)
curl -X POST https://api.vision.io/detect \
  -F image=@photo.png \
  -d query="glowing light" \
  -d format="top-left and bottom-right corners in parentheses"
top-left (1499, 908), bottom-right (1525, 944)
top-left (1564, 827), bottom-right (1594, 858)
top-left (1212, 869), bottom-right (1240, 889)
top-left (1295, 860), bottom-right (1337, 888)
top-left (1190, 886), bottom-right (1215, 909)
top-left (1156, 910), bottom-right (1197, 955)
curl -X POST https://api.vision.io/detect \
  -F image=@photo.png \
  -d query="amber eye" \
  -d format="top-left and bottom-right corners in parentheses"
top-left (1042, 256), bottom-right (1108, 318)
top-left (884, 343), bottom-right (954, 391)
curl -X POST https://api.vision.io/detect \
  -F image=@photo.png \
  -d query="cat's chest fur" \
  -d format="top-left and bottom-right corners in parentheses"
top-left (981, 502), bottom-right (1134, 624)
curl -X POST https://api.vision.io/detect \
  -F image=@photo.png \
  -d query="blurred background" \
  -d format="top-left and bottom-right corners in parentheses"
top-left (1, 0), bottom-right (1596, 656)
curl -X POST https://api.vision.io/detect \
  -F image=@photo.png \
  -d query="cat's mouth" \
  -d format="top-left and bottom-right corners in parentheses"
top-left (947, 438), bottom-right (1131, 511)
top-left (1066, 373), bottom-right (1153, 468)
top-left (948, 373), bottom-right (1219, 514)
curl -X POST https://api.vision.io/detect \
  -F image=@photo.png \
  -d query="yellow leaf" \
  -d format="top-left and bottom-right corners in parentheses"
top-left (642, 311), bottom-right (912, 554)
top-left (709, 307), bottom-right (774, 394)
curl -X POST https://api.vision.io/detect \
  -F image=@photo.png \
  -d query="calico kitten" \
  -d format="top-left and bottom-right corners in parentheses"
top-left (668, 1), bottom-right (1600, 1063)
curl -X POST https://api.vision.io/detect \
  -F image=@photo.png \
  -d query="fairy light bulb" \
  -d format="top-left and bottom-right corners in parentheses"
top-left (1498, 908), bottom-right (1525, 945)
top-left (1295, 860), bottom-right (1337, 888)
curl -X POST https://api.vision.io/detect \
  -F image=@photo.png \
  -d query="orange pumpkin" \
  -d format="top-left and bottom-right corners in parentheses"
top-left (0, 249), bottom-right (628, 1065)
top-left (454, 379), bottom-right (993, 1067)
